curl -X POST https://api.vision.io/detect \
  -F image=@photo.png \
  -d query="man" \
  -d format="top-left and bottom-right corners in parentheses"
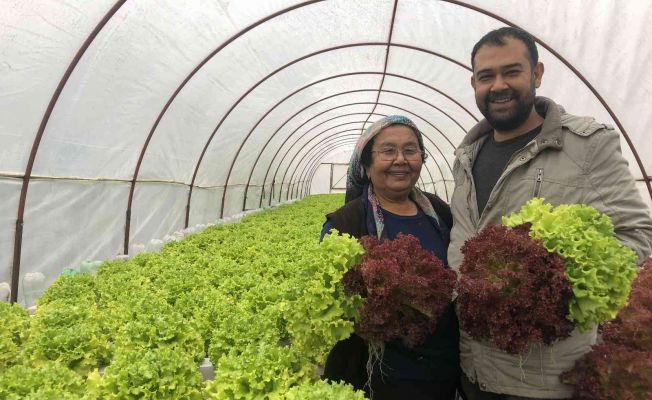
top-left (448, 27), bottom-right (652, 399)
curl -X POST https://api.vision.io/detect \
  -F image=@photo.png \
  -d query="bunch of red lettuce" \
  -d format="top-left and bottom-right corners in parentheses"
top-left (561, 258), bottom-right (652, 399)
top-left (458, 223), bottom-right (574, 354)
top-left (503, 198), bottom-right (638, 330)
top-left (342, 233), bottom-right (456, 348)
top-left (560, 343), bottom-right (651, 400)
top-left (601, 258), bottom-right (652, 351)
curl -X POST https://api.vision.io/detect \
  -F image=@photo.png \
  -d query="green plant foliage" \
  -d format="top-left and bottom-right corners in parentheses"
top-left (285, 232), bottom-right (363, 364)
top-left (0, 302), bottom-right (30, 371)
top-left (204, 343), bottom-right (315, 400)
top-left (23, 299), bottom-right (110, 375)
top-left (8, 194), bottom-right (368, 398)
top-left (279, 380), bottom-right (366, 400)
top-left (207, 302), bottom-right (283, 367)
top-left (0, 361), bottom-right (85, 400)
top-left (503, 198), bottom-right (639, 330)
top-left (135, 252), bottom-right (212, 306)
top-left (94, 260), bottom-right (155, 307)
top-left (561, 259), bottom-right (652, 398)
top-left (37, 273), bottom-right (96, 308)
top-left (173, 288), bottom-right (234, 352)
top-left (110, 294), bottom-right (205, 362)
top-left (91, 346), bottom-right (203, 400)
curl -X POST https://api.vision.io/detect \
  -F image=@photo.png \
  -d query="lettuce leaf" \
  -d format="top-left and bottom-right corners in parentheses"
top-left (503, 198), bottom-right (638, 330)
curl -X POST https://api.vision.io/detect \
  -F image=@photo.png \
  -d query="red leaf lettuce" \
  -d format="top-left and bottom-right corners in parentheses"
top-left (458, 223), bottom-right (574, 354)
top-left (343, 233), bottom-right (456, 348)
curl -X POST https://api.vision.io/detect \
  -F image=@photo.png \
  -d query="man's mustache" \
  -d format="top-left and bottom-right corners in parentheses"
top-left (487, 90), bottom-right (517, 101)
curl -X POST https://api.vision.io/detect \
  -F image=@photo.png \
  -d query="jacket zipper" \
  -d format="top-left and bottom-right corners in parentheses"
top-left (533, 168), bottom-right (544, 197)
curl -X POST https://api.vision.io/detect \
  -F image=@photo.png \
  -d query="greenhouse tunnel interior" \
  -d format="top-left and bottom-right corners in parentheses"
top-left (1, 0), bottom-right (651, 305)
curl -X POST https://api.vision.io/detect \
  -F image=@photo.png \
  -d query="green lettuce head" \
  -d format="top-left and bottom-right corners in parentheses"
top-left (503, 198), bottom-right (638, 331)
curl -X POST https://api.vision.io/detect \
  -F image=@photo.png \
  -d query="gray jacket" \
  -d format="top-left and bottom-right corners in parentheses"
top-left (448, 96), bottom-right (652, 398)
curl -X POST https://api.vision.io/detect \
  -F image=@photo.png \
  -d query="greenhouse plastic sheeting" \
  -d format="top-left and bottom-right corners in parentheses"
top-left (1, 0), bottom-right (651, 304)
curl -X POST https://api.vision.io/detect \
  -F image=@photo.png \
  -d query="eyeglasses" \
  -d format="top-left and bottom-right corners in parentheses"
top-left (372, 147), bottom-right (423, 161)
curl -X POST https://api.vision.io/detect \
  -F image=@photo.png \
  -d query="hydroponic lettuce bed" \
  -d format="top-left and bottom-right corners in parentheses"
top-left (0, 194), bottom-right (367, 400)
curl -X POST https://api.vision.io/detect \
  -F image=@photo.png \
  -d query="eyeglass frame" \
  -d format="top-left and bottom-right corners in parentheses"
top-left (371, 147), bottom-right (427, 162)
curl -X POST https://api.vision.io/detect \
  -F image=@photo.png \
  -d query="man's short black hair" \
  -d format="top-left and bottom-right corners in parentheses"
top-left (471, 27), bottom-right (539, 69)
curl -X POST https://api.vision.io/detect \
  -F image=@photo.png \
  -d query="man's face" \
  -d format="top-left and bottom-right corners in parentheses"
top-left (471, 37), bottom-right (543, 131)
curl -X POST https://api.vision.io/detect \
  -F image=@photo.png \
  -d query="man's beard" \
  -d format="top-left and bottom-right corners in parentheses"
top-left (477, 85), bottom-right (535, 132)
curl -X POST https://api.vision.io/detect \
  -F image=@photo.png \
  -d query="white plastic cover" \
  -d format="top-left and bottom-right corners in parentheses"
top-left (1, 0), bottom-right (651, 303)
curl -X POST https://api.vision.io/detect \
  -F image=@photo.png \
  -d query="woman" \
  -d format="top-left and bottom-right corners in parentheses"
top-left (320, 115), bottom-right (460, 400)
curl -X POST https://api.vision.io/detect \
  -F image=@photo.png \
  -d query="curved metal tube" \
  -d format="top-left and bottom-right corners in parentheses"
top-left (290, 132), bottom-right (438, 201)
top-left (283, 129), bottom-right (441, 202)
top-left (236, 70), bottom-right (472, 216)
top-left (11, 0), bottom-right (128, 303)
top-left (275, 101), bottom-right (455, 204)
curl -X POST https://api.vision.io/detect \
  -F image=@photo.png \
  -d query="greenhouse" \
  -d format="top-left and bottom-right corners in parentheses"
top-left (1, 1), bottom-right (651, 399)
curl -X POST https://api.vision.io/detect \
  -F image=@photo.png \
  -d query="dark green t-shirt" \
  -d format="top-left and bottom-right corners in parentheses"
top-left (472, 125), bottom-right (542, 215)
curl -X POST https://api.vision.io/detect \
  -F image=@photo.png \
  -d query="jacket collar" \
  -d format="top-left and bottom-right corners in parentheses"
top-left (456, 96), bottom-right (565, 160)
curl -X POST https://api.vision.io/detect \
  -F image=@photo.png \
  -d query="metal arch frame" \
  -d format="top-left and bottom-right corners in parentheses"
top-left (185, 43), bottom-right (378, 221)
top-left (253, 111), bottom-right (387, 208)
top-left (221, 74), bottom-right (375, 218)
top-left (290, 139), bottom-right (360, 199)
top-left (287, 122), bottom-right (442, 202)
top-left (241, 71), bottom-right (479, 213)
top-left (243, 7), bottom-right (652, 216)
top-left (278, 103), bottom-right (453, 204)
top-left (125, 0), bottom-right (324, 253)
top-left (163, 28), bottom-right (652, 253)
top-left (186, 41), bottom-right (473, 222)
top-left (228, 72), bottom-right (467, 217)
top-left (9, 0), bottom-right (323, 303)
top-left (275, 100), bottom-right (456, 205)
top-left (233, 87), bottom-right (463, 210)
top-left (303, 145), bottom-right (450, 197)
top-left (383, 72), bottom-right (478, 120)
top-left (303, 145), bottom-right (447, 198)
top-left (233, 71), bottom-right (475, 216)
top-left (10, 0), bottom-right (128, 303)
top-left (132, 41), bottom-right (475, 243)
top-left (262, 105), bottom-right (382, 207)
top-left (271, 97), bottom-right (458, 202)
top-left (144, 3), bottom-right (651, 256)
top-left (288, 133), bottom-right (435, 201)
top-left (290, 139), bottom-right (360, 198)
top-left (11, 0), bottom-right (647, 303)
top-left (360, 0), bottom-right (399, 135)
top-left (280, 113), bottom-right (448, 201)
top-left (213, 82), bottom-right (466, 218)
top-left (258, 98), bottom-right (468, 209)
top-left (441, 0), bottom-right (652, 199)
top-left (300, 140), bottom-right (440, 199)
top-left (297, 2), bottom-right (652, 200)
top-left (280, 128), bottom-right (439, 202)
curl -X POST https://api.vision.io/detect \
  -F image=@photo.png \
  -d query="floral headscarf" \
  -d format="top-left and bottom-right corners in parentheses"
top-left (345, 115), bottom-right (440, 238)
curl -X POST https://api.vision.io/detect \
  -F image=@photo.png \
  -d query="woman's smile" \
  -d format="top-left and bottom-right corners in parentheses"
top-left (366, 125), bottom-right (423, 200)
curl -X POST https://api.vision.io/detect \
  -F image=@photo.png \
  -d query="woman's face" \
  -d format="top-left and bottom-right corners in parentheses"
top-left (366, 125), bottom-right (422, 199)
